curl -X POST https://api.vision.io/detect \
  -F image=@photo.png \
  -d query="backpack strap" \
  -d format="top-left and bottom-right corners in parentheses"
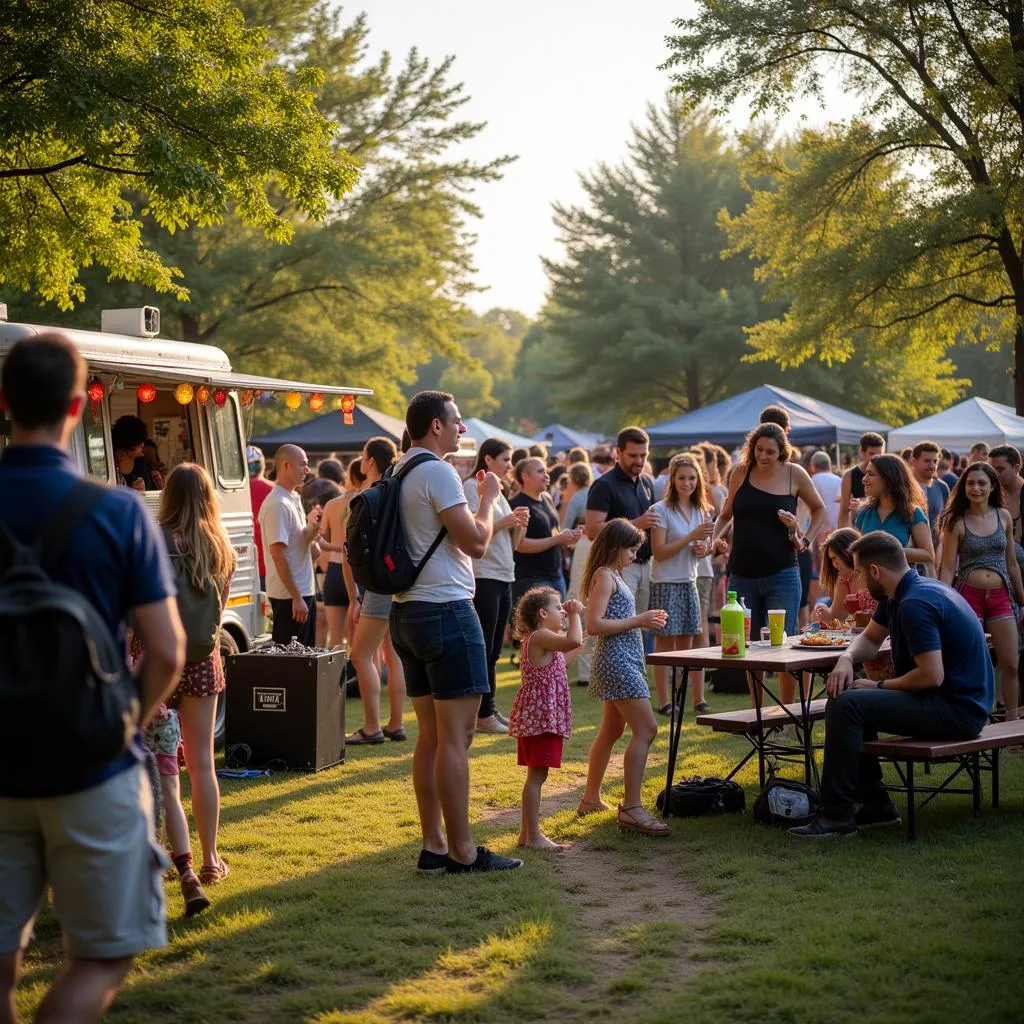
top-left (36, 480), bottom-right (109, 568)
top-left (393, 451), bottom-right (448, 577)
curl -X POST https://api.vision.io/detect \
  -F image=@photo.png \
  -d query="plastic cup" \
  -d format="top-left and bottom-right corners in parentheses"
top-left (768, 609), bottom-right (786, 646)
top-left (760, 626), bottom-right (771, 643)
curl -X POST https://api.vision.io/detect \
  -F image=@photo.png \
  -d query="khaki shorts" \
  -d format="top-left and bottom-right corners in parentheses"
top-left (0, 762), bottom-right (168, 959)
top-left (621, 558), bottom-right (651, 614)
top-left (696, 576), bottom-right (713, 618)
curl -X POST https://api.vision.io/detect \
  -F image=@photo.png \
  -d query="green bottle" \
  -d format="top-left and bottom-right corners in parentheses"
top-left (721, 591), bottom-right (746, 658)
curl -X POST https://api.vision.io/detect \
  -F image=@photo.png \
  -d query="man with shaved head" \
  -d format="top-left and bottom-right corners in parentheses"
top-left (259, 444), bottom-right (322, 645)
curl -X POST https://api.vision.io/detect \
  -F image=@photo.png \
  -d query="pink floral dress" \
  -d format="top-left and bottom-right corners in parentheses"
top-left (508, 633), bottom-right (573, 739)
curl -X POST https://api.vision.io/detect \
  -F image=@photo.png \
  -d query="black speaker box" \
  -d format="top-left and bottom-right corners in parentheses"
top-left (225, 650), bottom-right (346, 771)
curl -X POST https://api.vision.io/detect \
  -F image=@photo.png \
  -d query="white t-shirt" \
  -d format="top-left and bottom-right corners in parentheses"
top-left (649, 500), bottom-right (705, 584)
top-left (465, 476), bottom-right (515, 583)
top-left (811, 471), bottom-right (843, 531)
top-left (393, 448), bottom-right (476, 603)
top-left (259, 484), bottom-right (315, 600)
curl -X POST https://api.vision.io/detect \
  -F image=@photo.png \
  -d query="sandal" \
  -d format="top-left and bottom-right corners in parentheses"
top-left (617, 804), bottom-right (670, 837)
top-left (656, 703), bottom-right (674, 717)
top-left (382, 726), bottom-right (407, 742)
top-left (576, 799), bottom-right (608, 817)
top-left (199, 857), bottom-right (230, 886)
top-left (346, 728), bottom-right (386, 745)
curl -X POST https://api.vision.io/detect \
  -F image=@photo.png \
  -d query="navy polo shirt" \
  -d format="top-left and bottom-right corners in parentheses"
top-left (586, 466), bottom-right (656, 562)
top-left (0, 445), bottom-right (176, 796)
top-left (872, 571), bottom-right (994, 725)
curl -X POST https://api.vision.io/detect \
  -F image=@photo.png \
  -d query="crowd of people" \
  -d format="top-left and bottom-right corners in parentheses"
top-left (0, 330), bottom-right (1017, 1019)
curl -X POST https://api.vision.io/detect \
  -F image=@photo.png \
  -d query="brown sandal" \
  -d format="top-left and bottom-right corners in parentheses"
top-left (576, 799), bottom-right (608, 817)
top-left (617, 804), bottom-right (670, 837)
top-left (199, 857), bottom-right (230, 886)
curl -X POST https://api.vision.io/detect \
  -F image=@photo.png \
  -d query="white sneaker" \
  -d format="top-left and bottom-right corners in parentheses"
top-left (476, 715), bottom-right (509, 735)
top-left (494, 710), bottom-right (510, 726)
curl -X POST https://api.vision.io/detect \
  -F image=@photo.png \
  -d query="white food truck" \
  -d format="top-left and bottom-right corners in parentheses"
top-left (0, 305), bottom-right (372, 742)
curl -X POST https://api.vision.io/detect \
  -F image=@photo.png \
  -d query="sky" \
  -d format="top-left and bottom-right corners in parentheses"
top-left (356, 0), bottom-right (708, 317)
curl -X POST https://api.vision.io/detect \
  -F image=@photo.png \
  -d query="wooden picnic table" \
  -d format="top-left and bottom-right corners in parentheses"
top-left (647, 640), bottom-right (854, 809)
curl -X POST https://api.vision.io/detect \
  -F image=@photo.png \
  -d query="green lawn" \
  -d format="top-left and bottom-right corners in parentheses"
top-left (17, 659), bottom-right (1024, 1023)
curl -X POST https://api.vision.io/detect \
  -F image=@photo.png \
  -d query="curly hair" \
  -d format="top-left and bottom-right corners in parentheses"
top-left (513, 586), bottom-right (561, 641)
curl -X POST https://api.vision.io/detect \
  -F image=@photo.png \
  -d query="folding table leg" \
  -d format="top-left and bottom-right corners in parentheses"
top-left (992, 748), bottom-right (1000, 809)
top-left (750, 670), bottom-right (765, 791)
top-left (971, 753), bottom-right (981, 816)
top-left (906, 760), bottom-right (917, 841)
top-left (662, 667), bottom-right (689, 819)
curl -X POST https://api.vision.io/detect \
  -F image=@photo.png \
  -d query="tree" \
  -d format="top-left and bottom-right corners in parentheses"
top-left (14, 3), bottom-right (512, 419)
top-left (0, 0), bottom-right (356, 309)
top-left (664, 1), bottom-right (1024, 413)
top-left (537, 100), bottom-right (783, 430)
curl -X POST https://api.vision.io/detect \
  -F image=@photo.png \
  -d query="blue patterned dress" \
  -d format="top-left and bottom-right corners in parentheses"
top-left (588, 570), bottom-right (650, 701)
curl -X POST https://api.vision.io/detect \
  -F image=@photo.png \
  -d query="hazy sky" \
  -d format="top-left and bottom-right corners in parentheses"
top-left (357, 0), bottom-right (701, 317)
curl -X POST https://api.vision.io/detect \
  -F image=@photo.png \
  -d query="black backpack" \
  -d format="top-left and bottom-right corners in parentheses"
top-left (753, 777), bottom-right (819, 826)
top-left (656, 776), bottom-right (746, 818)
top-left (345, 452), bottom-right (447, 595)
top-left (0, 482), bottom-right (140, 796)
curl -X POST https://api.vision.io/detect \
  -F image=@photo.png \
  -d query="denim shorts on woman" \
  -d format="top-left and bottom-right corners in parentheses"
top-left (389, 599), bottom-right (490, 700)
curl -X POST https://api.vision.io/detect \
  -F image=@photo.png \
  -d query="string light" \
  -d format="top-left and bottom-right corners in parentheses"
top-left (213, 389), bottom-right (228, 408)
top-left (196, 386), bottom-right (210, 405)
top-left (341, 394), bottom-right (356, 425)
top-left (240, 390), bottom-right (254, 406)
top-left (259, 390), bottom-right (275, 404)
top-left (87, 378), bottom-right (105, 405)
top-left (137, 383), bottom-right (157, 404)
top-left (285, 391), bottom-right (302, 410)
top-left (308, 392), bottom-right (325, 413)
top-left (174, 383), bottom-right (194, 405)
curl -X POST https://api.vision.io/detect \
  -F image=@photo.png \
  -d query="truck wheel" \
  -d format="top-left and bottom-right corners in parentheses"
top-left (215, 629), bottom-right (240, 749)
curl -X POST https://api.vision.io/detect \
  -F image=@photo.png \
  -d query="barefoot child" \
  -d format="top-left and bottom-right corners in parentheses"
top-left (508, 588), bottom-right (584, 849)
top-left (578, 519), bottom-right (671, 836)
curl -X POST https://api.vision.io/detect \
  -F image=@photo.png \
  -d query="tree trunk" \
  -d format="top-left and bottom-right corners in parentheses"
top-left (687, 361), bottom-right (701, 411)
top-left (179, 311), bottom-right (202, 345)
top-left (1016, 316), bottom-right (1024, 417)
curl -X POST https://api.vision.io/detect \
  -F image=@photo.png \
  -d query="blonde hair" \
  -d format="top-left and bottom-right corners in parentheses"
top-left (158, 464), bottom-right (237, 592)
top-left (582, 518), bottom-right (644, 598)
top-left (664, 452), bottom-right (712, 513)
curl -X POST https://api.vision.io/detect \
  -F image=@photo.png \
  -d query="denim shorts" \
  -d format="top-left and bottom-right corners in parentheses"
top-left (728, 565), bottom-right (801, 637)
top-left (389, 599), bottom-right (490, 701)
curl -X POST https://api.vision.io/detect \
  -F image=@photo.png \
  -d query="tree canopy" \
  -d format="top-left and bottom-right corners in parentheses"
top-left (664, 0), bottom-right (1024, 413)
top-left (1, 0), bottom-right (356, 309)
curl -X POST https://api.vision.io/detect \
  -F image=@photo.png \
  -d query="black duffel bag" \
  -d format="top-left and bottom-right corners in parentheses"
top-left (656, 776), bottom-right (746, 818)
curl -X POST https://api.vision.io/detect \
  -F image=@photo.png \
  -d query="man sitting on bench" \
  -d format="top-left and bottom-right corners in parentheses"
top-left (790, 531), bottom-right (994, 838)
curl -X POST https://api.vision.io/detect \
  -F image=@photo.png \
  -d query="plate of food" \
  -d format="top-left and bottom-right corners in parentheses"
top-left (797, 634), bottom-right (850, 649)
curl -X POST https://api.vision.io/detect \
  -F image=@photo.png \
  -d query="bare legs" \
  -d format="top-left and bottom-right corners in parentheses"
top-left (349, 616), bottom-right (406, 735)
top-left (582, 698), bottom-right (659, 810)
top-left (518, 766), bottom-right (568, 850)
top-left (410, 693), bottom-right (481, 864)
top-left (653, 635), bottom-right (698, 710)
top-left (988, 616), bottom-right (1020, 719)
top-left (324, 604), bottom-right (346, 651)
top-left (2, 953), bottom-right (132, 1024)
top-left (178, 694), bottom-right (221, 871)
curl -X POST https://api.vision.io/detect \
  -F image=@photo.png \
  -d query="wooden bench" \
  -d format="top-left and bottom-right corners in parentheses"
top-left (861, 719), bottom-right (1024, 839)
top-left (696, 699), bottom-right (829, 785)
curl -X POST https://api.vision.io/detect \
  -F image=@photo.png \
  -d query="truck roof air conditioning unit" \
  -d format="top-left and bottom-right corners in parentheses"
top-left (101, 307), bottom-right (160, 338)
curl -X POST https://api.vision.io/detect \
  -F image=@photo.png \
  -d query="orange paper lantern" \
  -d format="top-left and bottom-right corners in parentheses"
top-left (285, 391), bottom-right (302, 411)
top-left (196, 386), bottom-right (210, 406)
top-left (340, 394), bottom-right (356, 414)
top-left (174, 383), bottom-right (194, 405)
top-left (240, 390), bottom-right (254, 406)
top-left (308, 392), bottom-right (325, 413)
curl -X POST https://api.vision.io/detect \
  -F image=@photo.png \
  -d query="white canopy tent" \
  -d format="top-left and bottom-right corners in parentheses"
top-left (888, 397), bottom-right (1024, 452)
top-left (461, 417), bottom-right (536, 449)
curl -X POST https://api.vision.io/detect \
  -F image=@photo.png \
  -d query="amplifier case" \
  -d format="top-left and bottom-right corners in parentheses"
top-left (225, 651), bottom-right (346, 771)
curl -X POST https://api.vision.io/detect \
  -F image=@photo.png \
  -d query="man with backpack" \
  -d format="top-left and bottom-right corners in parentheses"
top-left (0, 334), bottom-right (185, 1024)
top-left (388, 391), bottom-right (523, 875)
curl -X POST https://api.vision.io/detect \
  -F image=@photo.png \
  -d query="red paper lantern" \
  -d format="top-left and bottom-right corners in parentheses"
top-left (340, 394), bottom-right (356, 414)
top-left (213, 389), bottom-right (228, 408)
top-left (196, 386), bottom-right (210, 406)
top-left (308, 392), bottom-right (325, 413)
top-left (343, 412), bottom-right (354, 425)
top-left (137, 383), bottom-right (157, 404)
top-left (87, 378), bottom-right (105, 404)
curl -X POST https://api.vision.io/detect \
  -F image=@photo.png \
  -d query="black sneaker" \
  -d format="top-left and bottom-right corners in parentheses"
top-left (854, 801), bottom-right (902, 831)
top-left (789, 814), bottom-right (857, 838)
top-left (576, 678), bottom-right (590, 687)
top-left (416, 849), bottom-right (448, 877)
top-left (444, 846), bottom-right (523, 874)
top-left (694, 701), bottom-right (711, 714)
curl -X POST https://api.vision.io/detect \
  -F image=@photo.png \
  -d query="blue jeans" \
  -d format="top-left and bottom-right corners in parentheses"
top-left (389, 600), bottom-right (490, 701)
top-left (728, 566), bottom-right (801, 637)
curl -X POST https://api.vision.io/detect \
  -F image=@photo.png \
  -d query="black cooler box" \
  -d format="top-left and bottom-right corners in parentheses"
top-left (225, 650), bottom-right (346, 771)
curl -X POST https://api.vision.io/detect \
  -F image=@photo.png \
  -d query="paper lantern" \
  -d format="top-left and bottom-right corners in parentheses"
top-left (240, 390), bottom-right (254, 406)
top-left (308, 392), bottom-right (325, 413)
top-left (86, 378), bottom-right (105, 404)
top-left (285, 391), bottom-right (302, 411)
top-left (174, 383), bottom-right (194, 405)
top-left (196, 386), bottom-right (210, 406)
top-left (137, 383), bottom-right (157, 404)
top-left (213, 389), bottom-right (228, 408)
top-left (340, 394), bottom-right (357, 414)
top-left (259, 390), bottom-right (275, 404)
top-left (344, 411), bottom-right (354, 425)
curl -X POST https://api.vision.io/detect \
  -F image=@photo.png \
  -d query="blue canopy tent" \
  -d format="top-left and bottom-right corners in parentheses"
top-left (251, 404), bottom-right (406, 457)
top-left (531, 423), bottom-right (604, 451)
top-left (645, 385), bottom-right (890, 449)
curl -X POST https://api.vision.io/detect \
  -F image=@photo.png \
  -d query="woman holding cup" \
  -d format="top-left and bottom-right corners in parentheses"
top-left (649, 453), bottom-right (714, 714)
top-left (711, 423), bottom-right (827, 704)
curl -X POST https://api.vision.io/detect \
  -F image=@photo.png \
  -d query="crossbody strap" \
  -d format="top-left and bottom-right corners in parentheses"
top-left (394, 452), bottom-right (448, 578)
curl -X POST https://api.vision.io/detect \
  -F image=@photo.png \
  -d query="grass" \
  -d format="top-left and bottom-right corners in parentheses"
top-left (16, 658), bottom-right (1024, 1023)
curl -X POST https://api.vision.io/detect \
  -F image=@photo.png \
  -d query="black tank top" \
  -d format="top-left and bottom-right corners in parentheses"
top-left (729, 464), bottom-right (798, 577)
top-left (850, 465), bottom-right (866, 500)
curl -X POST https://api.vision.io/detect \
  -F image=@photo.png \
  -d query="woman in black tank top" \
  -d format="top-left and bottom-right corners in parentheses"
top-left (711, 424), bottom-right (828, 705)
